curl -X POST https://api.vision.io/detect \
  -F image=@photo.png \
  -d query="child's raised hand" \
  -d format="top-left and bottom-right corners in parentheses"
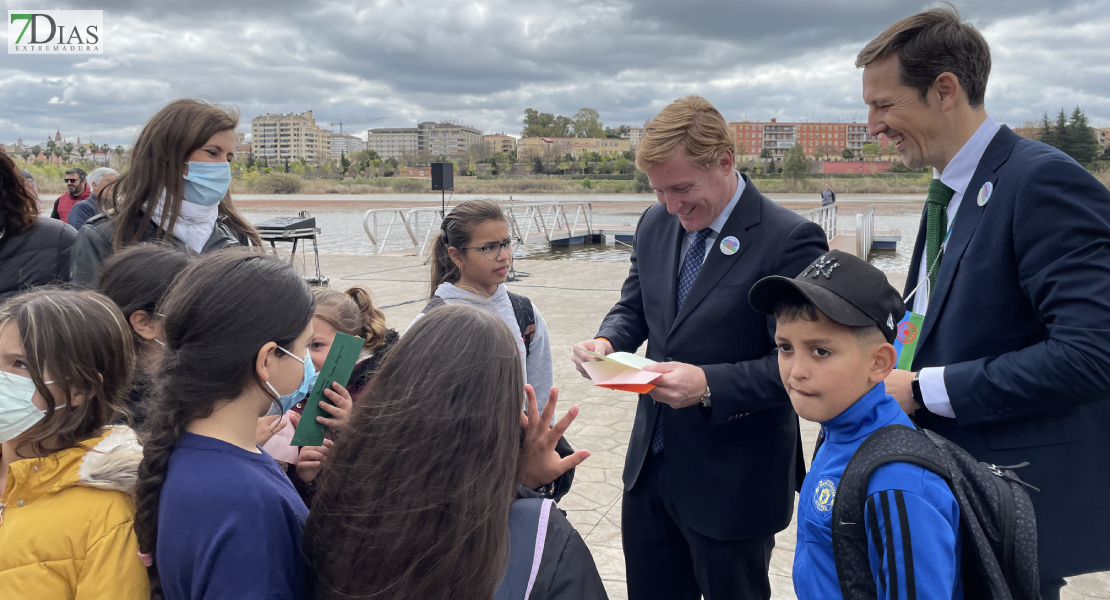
top-left (255, 414), bottom-right (286, 446)
top-left (316, 382), bottom-right (353, 431)
top-left (520, 385), bottom-right (591, 490)
top-left (296, 438), bottom-right (335, 483)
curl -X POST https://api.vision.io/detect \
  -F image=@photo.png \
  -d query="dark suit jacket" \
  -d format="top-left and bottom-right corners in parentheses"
top-left (597, 175), bottom-right (828, 541)
top-left (906, 126), bottom-right (1110, 579)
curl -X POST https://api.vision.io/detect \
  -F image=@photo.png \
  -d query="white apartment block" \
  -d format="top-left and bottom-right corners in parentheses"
top-left (251, 111), bottom-right (329, 164)
top-left (329, 133), bottom-right (367, 157)
top-left (368, 127), bottom-right (419, 160)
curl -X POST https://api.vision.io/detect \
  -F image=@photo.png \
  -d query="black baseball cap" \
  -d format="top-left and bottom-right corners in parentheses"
top-left (748, 249), bottom-right (905, 343)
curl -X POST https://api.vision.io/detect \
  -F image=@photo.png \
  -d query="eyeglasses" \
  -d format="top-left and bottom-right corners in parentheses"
top-left (461, 237), bottom-right (521, 260)
top-left (64, 178), bottom-right (79, 183)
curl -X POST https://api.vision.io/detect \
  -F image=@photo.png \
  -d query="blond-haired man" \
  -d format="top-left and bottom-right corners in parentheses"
top-left (573, 96), bottom-right (828, 599)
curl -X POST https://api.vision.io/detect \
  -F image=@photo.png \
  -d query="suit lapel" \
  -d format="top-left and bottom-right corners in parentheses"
top-left (669, 177), bottom-right (760, 336)
top-left (660, 215), bottom-right (684, 333)
top-left (917, 127), bottom-right (1019, 351)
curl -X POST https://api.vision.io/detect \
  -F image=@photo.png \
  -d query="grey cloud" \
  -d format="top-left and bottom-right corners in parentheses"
top-left (2, 0), bottom-right (1109, 145)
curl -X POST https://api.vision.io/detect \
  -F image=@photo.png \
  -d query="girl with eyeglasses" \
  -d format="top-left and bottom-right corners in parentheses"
top-left (415, 199), bottom-right (554, 413)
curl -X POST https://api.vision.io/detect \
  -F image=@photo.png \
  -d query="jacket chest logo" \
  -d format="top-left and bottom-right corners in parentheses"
top-left (813, 478), bottom-right (837, 513)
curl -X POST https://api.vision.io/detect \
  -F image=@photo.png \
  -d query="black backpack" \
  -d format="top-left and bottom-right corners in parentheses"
top-left (422, 291), bottom-right (537, 357)
top-left (830, 424), bottom-right (1041, 600)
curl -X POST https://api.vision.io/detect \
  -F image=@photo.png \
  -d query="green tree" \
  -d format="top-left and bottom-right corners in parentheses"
top-left (759, 148), bottom-right (772, 160)
top-left (842, 148), bottom-right (855, 160)
top-left (1065, 106), bottom-right (1101, 165)
top-left (63, 142), bottom-right (75, 164)
top-left (861, 143), bottom-right (879, 160)
top-left (1037, 111), bottom-right (1056, 148)
top-left (581, 177), bottom-right (592, 189)
top-left (614, 157), bottom-right (631, 174)
top-left (572, 108), bottom-right (605, 138)
top-left (531, 155), bottom-right (544, 174)
top-left (632, 169), bottom-right (651, 193)
top-left (31, 145), bottom-right (42, 161)
top-left (340, 152), bottom-right (350, 176)
top-left (20, 150), bottom-right (31, 162)
top-left (114, 146), bottom-right (125, 167)
top-left (77, 145), bottom-right (87, 162)
top-left (783, 143), bottom-right (811, 182)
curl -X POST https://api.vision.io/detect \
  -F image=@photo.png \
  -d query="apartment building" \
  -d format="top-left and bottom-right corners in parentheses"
top-left (629, 127), bottom-right (646, 149)
top-left (520, 136), bottom-right (630, 158)
top-left (330, 132), bottom-right (367, 157)
top-left (251, 111), bottom-right (329, 164)
top-left (367, 127), bottom-right (419, 160)
top-left (485, 133), bottom-right (517, 154)
top-left (730, 119), bottom-right (888, 161)
top-left (420, 121), bottom-right (483, 156)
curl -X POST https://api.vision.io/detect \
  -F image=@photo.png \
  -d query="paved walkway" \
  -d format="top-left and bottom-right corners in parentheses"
top-left (316, 253), bottom-right (1108, 600)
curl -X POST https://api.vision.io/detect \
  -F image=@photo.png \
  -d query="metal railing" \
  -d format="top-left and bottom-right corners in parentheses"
top-left (361, 201), bottom-right (595, 256)
top-left (798, 203), bottom-right (837, 240)
top-left (856, 205), bottom-right (875, 262)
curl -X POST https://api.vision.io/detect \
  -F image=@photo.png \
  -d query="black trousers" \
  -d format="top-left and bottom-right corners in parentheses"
top-left (622, 450), bottom-right (775, 600)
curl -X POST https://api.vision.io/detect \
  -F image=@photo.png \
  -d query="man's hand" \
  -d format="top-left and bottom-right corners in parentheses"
top-left (520, 384), bottom-right (591, 489)
top-left (642, 362), bottom-right (708, 409)
top-left (885, 369), bottom-right (920, 414)
top-left (572, 338), bottom-right (614, 379)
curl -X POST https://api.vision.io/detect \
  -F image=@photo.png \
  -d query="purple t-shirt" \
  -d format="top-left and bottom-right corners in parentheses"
top-left (157, 432), bottom-right (310, 600)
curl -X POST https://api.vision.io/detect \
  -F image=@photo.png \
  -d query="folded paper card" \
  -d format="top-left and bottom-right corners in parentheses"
top-left (580, 349), bottom-right (661, 394)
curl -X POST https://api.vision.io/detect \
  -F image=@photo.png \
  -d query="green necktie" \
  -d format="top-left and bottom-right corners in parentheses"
top-left (924, 178), bottom-right (956, 296)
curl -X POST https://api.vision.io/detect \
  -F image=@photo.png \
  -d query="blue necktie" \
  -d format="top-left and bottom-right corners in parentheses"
top-left (652, 227), bottom-right (713, 455)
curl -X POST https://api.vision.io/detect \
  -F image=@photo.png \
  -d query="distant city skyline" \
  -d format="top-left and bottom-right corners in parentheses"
top-left (2, 1), bottom-right (1108, 147)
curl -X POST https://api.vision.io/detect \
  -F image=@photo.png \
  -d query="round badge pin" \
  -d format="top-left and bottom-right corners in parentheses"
top-left (720, 236), bottom-right (740, 256)
top-left (977, 181), bottom-right (993, 207)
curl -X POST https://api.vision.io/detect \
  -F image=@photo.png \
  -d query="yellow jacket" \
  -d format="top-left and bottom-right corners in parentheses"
top-left (0, 426), bottom-right (150, 599)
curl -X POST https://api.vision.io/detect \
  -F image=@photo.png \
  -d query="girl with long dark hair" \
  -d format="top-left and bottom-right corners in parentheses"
top-left (304, 305), bottom-right (608, 600)
top-left (0, 150), bottom-right (76, 299)
top-left (133, 250), bottom-right (315, 600)
top-left (71, 99), bottom-right (263, 285)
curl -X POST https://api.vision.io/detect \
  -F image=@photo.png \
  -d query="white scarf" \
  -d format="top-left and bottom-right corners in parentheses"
top-left (148, 190), bottom-right (219, 253)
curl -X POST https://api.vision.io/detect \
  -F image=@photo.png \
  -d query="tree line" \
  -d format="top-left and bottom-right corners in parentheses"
top-left (1037, 107), bottom-right (1106, 167)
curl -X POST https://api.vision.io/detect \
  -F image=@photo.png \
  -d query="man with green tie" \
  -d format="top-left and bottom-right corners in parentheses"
top-left (858, 7), bottom-right (1110, 599)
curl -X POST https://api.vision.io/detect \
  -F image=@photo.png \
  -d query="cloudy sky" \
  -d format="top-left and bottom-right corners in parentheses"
top-left (2, 0), bottom-right (1109, 147)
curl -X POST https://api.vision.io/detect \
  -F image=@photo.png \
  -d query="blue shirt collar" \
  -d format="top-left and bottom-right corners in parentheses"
top-left (822, 381), bottom-right (908, 443)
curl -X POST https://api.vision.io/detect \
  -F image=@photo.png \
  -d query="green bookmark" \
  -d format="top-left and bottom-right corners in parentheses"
top-left (290, 332), bottom-right (364, 447)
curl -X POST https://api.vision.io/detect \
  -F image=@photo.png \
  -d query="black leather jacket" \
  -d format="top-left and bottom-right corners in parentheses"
top-left (70, 213), bottom-right (249, 286)
top-left (0, 216), bottom-right (76, 300)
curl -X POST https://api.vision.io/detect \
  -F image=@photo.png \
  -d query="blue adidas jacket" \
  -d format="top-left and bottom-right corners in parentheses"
top-left (794, 382), bottom-right (963, 600)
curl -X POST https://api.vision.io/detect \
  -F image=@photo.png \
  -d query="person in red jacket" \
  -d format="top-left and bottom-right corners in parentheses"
top-left (51, 168), bottom-right (89, 222)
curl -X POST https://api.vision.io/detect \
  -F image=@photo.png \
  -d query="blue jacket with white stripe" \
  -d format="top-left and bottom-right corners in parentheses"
top-left (794, 382), bottom-right (963, 600)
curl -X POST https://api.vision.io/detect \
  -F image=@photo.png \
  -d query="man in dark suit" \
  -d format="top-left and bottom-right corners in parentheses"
top-left (858, 8), bottom-right (1110, 599)
top-left (572, 96), bottom-right (828, 599)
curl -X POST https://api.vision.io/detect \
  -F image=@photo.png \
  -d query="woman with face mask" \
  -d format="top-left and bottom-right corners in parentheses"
top-left (134, 249), bottom-right (315, 600)
top-left (70, 99), bottom-right (263, 286)
top-left (0, 289), bottom-right (147, 599)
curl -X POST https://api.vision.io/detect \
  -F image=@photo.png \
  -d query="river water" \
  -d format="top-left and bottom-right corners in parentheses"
top-left (231, 193), bottom-right (925, 273)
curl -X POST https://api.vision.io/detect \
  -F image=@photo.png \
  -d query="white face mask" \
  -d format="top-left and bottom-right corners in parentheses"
top-left (0, 371), bottom-right (54, 443)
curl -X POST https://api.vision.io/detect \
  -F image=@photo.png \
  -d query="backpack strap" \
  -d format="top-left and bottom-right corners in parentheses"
top-left (506, 291), bottom-right (536, 358)
top-left (420, 295), bottom-right (447, 316)
top-left (493, 498), bottom-right (555, 600)
top-left (830, 424), bottom-right (951, 600)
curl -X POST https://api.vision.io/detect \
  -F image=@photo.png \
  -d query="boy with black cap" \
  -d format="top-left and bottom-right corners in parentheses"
top-left (749, 250), bottom-right (963, 600)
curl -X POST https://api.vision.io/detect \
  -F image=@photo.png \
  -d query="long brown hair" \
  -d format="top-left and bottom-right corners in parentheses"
top-left (303, 304), bottom-right (524, 600)
top-left (105, 99), bottom-right (263, 249)
top-left (133, 250), bottom-right (315, 598)
top-left (0, 290), bottom-right (134, 457)
top-left (0, 151), bottom-right (39, 237)
top-left (312, 286), bottom-right (388, 351)
top-left (428, 199), bottom-right (508, 298)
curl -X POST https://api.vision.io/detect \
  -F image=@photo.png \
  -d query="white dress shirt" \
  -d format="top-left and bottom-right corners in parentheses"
top-left (678, 170), bottom-right (746, 271)
top-left (913, 116), bottom-right (1000, 418)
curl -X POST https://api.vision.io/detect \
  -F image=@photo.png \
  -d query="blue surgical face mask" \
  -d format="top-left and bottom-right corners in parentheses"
top-left (265, 346), bottom-right (316, 414)
top-left (183, 161), bottom-right (231, 206)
